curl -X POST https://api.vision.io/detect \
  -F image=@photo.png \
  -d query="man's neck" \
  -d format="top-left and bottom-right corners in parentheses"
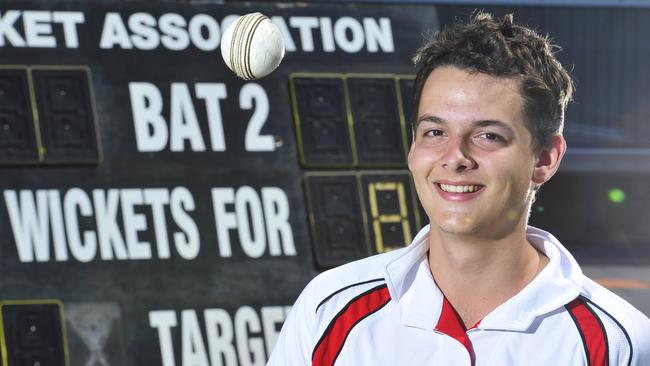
top-left (428, 225), bottom-right (549, 329)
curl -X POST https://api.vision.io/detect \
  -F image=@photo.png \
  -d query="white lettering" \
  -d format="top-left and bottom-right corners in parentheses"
top-left (364, 17), bottom-right (394, 52)
top-left (234, 306), bottom-right (265, 366)
top-left (94, 189), bottom-right (128, 260)
top-left (130, 82), bottom-right (232, 152)
top-left (241, 83), bottom-right (274, 152)
top-left (0, 11), bottom-right (84, 48)
top-left (170, 83), bottom-right (206, 152)
top-left (195, 83), bottom-right (227, 151)
top-left (211, 188), bottom-right (236, 258)
top-left (150, 306), bottom-right (290, 366)
top-left (23, 11), bottom-right (55, 48)
top-left (48, 190), bottom-right (69, 261)
top-left (4, 190), bottom-right (49, 262)
top-left (64, 188), bottom-right (97, 262)
top-left (235, 186), bottom-right (266, 259)
top-left (150, 310), bottom-right (178, 366)
top-left (319, 17), bottom-right (335, 52)
top-left (143, 189), bottom-right (171, 259)
top-left (4, 187), bottom-right (206, 262)
top-left (204, 309), bottom-right (237, 366)
top-left (211, 186), bottom-right (294, 258)
top-left (261, 307), bottom-right (285, 357)
top-left (129, 82), bottom-right (168, 152)
top-left (0, 11), bottom-right (25, 47)
top-left (189, 14), bottom-right (220, 51)
top-left (170, 187), bottom-right (200, 260)
top-left (334, 17), bottom-right (365, 53)
top-left (52, 12), bottom-right (84, 48)
top-left (129, 12), bottom-right (160, 50)
top-left (182, 310), bottom-right (210, 366)
top-left (261, 188), bottom-right (296, 256)
top-left (100, 13), bottom-right (133, 49)
top-left (160, 13), bottom-right (189, 51)
top-left (289, 17), bottom-right (318, 52)
top-left (12, 13), bottom-right (392, 52)
top-left (121, 189), bottom-right (152, 260)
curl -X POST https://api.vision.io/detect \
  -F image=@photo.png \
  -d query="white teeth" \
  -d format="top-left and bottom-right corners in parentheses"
top-left (439, 184), bottom-right (481, 193)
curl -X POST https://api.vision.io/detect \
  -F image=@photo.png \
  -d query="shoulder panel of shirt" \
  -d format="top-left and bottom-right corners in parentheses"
top-left (580, 275), bottom-right (650, 366)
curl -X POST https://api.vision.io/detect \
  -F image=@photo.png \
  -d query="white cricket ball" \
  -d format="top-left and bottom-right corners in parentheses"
top-left (221, 13), bottom-right (285, 80)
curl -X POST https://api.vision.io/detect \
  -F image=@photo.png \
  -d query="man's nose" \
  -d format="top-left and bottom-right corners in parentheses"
top-left (441, 137), bottom-right (477, 172)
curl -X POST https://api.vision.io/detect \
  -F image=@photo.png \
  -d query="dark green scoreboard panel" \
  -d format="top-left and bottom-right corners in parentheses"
top-left (1, 2), bottom-right (650, 365)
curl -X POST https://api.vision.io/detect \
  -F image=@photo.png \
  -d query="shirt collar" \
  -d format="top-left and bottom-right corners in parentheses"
top-left (383, 225), bottom-right (584, 332)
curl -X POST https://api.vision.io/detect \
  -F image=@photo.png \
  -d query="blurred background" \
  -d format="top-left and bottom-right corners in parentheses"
top-left (0, 0), bottom-right (648, 365)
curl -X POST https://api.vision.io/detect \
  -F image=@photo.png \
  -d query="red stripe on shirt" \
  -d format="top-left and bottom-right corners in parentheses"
top-left (435, 297), bottom-right (476, 363)
top-left (312, 284), bottom-right (391, 366)
top-left (566, 298), bottom-right (608, 366)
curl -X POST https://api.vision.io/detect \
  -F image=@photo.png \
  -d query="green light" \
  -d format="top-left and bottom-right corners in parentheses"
top-left (608, 188), bottom-right (626, 203)
top-left (536, 206), bottom-right (544, 213)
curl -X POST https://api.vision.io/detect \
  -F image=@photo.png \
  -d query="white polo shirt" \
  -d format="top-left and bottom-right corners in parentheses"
top-left (267, 225), bottom-right (650, 366)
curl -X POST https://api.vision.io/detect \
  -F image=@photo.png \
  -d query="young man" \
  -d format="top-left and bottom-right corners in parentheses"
top-left (268, 13), bottom-right (650, 366)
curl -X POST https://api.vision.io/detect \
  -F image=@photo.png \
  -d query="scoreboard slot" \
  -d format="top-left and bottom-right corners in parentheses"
top-left (365, 179), bottom-right (412, 253)
top-left (304, 174), bottom-right (369, 268)
top-left (0, 66), bottom-right (100, 165)
top-left (361, 173), bottom-right (419, 254)
top-left (290, 75), bottom-right (355, 167)
top-left (297, 74), bottom-right (422, 267)
top-left (347, 76), bottom-right (407, 166)
top-left (31, 67), bottom-right (100, 164)
top-left (291, 73), bottom-right (415, 169)
top-left (0, 300), bottom-right (68, 366)
top-left (289, 73), bottom-right (423, 268)
top-left (305, 171), bottom-right (421, 268)
top-left (0, 68), bottom-right (40, 164)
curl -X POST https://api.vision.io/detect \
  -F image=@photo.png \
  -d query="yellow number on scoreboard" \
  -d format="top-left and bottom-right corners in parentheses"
top-left (368, 181), bottom-right (412, 253)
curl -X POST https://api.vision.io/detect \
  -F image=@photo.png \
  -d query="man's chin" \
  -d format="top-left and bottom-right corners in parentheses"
top-left (431, 215), bottom-right (483, 236)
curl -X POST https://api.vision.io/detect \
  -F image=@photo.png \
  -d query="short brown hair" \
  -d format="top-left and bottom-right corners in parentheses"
top-left (412, 12), bottom-right (574, 151)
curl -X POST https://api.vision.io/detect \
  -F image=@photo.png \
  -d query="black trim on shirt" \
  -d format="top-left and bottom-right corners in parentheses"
top-left (312, 283), bottom-right (389, 361)
top-left (583, 297), bottom-right (634, 366)
top-left (565, 300), bottom-right (592, 366)
top-left (315, 278), bottom-right (386, 313)
top-left (330, 294), bottom-right (391, 365)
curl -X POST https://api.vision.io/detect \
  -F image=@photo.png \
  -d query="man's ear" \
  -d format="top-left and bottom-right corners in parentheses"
top-left (532, 134), bottom-right (566, 185)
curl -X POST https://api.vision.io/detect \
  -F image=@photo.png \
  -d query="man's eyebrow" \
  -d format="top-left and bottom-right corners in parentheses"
top-left (415, 115), bottom-right (516, 134)
top-left (474, 119), bottom-right (516, 135)
top-left (415, 114), bottom-right (444, 125)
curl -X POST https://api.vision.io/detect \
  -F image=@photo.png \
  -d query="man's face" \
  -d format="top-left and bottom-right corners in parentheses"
top-left (409, 66), bottom-right (540, 239)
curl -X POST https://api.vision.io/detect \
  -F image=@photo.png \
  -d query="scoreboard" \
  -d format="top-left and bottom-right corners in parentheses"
top-left (291, 73), bottom-right (423, 266)
top-left (1, 1), bottom-right (650, 366)
top-left (0, 2), bottom-right (433, 365)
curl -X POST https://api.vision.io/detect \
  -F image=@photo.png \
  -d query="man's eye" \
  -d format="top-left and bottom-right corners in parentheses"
top-left (424, 129), bottom-right (444, 137)
top-left (477, 132), bottom-right (505, 142)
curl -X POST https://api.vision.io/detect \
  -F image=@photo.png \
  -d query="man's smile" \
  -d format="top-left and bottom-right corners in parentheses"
top-left (437, 183), bottom-right (482, 193)
top-left (434, 181), bottom-right (486, 201)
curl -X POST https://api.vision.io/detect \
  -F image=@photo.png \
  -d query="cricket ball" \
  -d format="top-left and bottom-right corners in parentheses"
top-left (221, 13), bottom-right (285, 80)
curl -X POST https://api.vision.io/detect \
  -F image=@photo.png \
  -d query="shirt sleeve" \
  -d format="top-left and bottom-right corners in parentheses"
top-left (631, 314), bottom-right (650, 366)
top-left (266, 282), bottom-right (316, 366)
